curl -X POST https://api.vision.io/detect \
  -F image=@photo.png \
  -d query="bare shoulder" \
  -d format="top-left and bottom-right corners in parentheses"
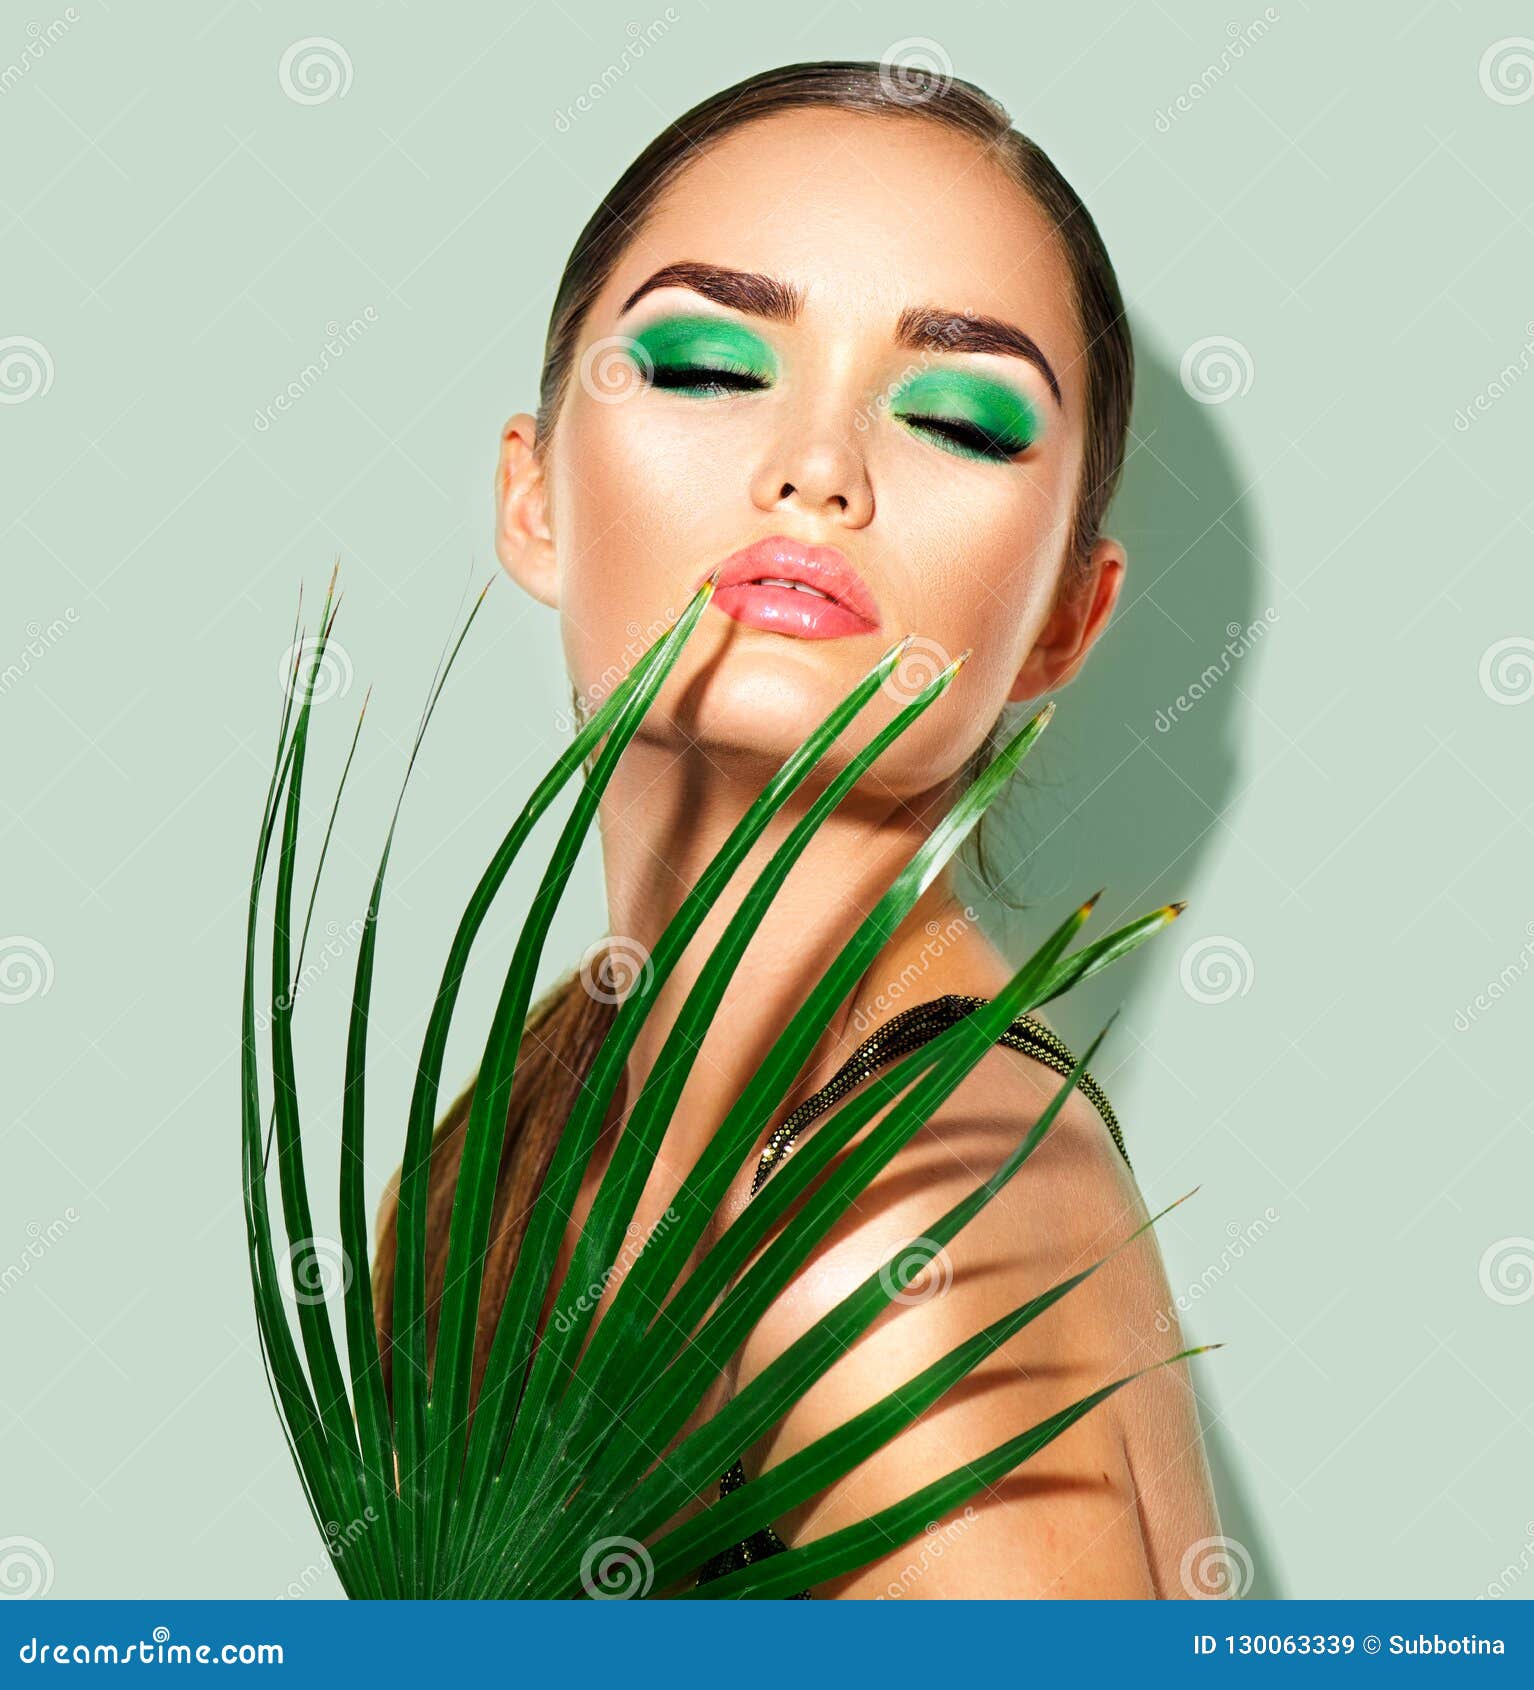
top-left (732, 1040), bottom-right (1220, 1598)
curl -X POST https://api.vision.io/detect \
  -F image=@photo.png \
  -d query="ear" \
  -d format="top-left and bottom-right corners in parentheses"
top-left (494, 412), bottom-right (558, 607)
top-left (1007, 534), bottom-right (1126, 701)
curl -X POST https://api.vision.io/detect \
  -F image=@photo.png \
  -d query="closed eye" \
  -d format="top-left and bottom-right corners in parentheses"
top-left (900, 412), bottom-right (1033, 461)
top-left (648, 363), bottom-right (771, 397)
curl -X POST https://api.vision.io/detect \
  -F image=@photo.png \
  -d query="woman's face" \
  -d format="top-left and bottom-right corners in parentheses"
top-left (497, 108), bottom-right (1123, 795)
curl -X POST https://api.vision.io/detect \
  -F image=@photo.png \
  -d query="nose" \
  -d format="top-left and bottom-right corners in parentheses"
top-left (749, 400), bottom-right (874, 528)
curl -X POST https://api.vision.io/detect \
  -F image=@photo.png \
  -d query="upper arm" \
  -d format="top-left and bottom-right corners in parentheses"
top-left (732, 1046), bottom-right (1166, 1599)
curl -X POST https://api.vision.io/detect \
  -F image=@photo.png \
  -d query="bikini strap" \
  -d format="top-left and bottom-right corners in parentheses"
top-left (749, 993), bottom-right (1129, 1197)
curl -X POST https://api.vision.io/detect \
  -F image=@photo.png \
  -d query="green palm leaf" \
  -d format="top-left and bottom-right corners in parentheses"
top-left (241, 570), bottom-right (1214, 1599)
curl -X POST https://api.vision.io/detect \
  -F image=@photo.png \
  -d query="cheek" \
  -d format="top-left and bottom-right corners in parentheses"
top-left (551, 399), bottom-right (717, 693)
top-left (874, 441), bottom-right (1068, 697)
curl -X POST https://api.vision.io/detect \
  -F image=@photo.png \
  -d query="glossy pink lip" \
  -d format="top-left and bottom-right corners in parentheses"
top-left (699, 535), bottom-right (883, 641)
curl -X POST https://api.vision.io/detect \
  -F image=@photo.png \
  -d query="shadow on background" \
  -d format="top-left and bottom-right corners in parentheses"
top-left (958, 332), bottom-right (1282, 1597)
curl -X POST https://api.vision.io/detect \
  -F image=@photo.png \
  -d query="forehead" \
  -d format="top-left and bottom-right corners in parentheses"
top-left (602, 107), bottom-right (1083, 400)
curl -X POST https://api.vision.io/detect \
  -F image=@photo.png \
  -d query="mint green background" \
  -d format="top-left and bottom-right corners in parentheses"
top-left (3, 0), bottom-right (1531, 1601)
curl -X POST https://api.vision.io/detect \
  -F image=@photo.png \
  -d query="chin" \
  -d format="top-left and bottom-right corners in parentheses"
top-left (634, 638), bottom-right (967, 800)
top-left (647, 641), bottom-right (846, 765)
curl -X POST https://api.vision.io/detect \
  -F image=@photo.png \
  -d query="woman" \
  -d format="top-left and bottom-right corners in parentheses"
top-left (372, 60), bottom-right (1219, 1598)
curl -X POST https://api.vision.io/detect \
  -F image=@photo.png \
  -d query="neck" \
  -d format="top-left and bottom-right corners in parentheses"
top-left (594, 734), bottom-right (998, 1173)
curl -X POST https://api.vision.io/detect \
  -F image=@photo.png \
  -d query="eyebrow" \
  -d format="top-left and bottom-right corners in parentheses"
top-left (618, 261), bottom-right (1064, 409)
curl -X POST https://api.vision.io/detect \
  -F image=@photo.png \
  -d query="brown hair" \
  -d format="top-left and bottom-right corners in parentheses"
top-left (371, 60), bottom-right (1135, 1416)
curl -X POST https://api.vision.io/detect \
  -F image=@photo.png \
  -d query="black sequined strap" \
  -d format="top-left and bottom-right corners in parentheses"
top-left (698, 993), bottom-right (1128, 1598)
top-left (749, 993), bottom-right (1129, 1197)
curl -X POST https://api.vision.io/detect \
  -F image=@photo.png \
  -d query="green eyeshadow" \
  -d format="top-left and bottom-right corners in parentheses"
top-left (889, 366), bottom-right (1041, 461)
top-left (625, 314), bottom-right (778, 394)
